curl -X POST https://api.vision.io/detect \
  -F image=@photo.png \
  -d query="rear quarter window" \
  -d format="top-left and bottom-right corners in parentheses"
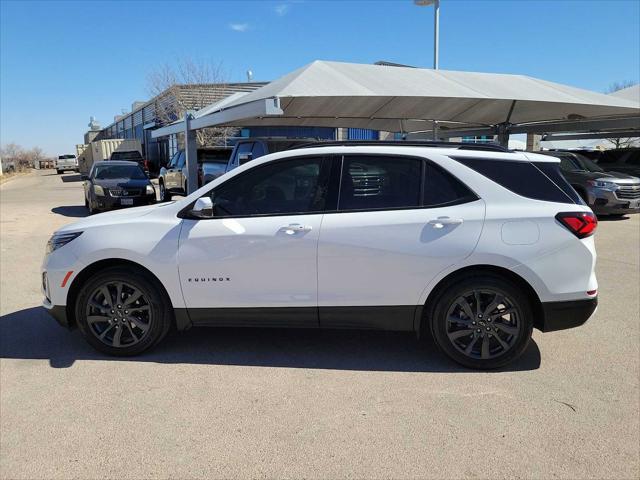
top-left (452, 157), bottom-right (583, 204)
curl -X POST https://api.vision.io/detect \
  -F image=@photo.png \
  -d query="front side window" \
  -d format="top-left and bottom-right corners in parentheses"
top-left (558, 156), bottom-right (580, 172)
top-left (338, 156), bottom-right (421, 211)
top-left (210, 157), bottom-right (325, 217)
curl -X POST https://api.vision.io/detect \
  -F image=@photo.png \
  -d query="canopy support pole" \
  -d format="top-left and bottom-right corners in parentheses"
top-left (184, 111), bottom-right (198, 195)
top-left (496, 100), bottom-right (517, 147)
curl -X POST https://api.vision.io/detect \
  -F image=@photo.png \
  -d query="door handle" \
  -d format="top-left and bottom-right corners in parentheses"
top-left (280, 224), bottom-right (312, 235)
top-left (428, 217), bottom-right (464, 229)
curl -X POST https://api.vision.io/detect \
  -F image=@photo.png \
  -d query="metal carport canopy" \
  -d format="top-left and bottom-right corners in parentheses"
top-left (152, 60), bottom-right (639, 138)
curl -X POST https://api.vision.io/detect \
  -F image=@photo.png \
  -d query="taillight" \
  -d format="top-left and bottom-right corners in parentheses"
top-left (555, 212), bottom-right (597, 238)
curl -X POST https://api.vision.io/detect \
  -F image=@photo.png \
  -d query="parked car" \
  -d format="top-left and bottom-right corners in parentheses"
top-left (82, 161), bottom-right (156, 214)
top-left (158, 147), bottom-right (232, 201)
top-left (110, 150), bottom-right (149, 175)
top-left (538, 150), bottom-right (640, 216)
top-left (55, 154), bottom-right (78, 174)
top-left (43, 142), bottom-right (598, 369)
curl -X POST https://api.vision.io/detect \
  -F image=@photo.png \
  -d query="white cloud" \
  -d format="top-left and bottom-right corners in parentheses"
top-left (229, 23), bottom-right (249, 32)
top-left (275, 4), bottom-right (289, 16)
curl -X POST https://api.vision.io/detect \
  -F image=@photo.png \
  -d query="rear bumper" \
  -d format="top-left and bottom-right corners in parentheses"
top-left (538, 297), bottom-right (597, 332)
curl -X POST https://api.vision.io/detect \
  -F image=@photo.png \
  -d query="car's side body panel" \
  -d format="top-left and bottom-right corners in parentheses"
top-left (42, 145), bottom-right (598, 346)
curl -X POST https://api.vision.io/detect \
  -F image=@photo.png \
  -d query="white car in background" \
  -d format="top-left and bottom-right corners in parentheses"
top-left (41, 142), bottom-right (598, 369)
top-left (55, 154), bottom-right (78, 174)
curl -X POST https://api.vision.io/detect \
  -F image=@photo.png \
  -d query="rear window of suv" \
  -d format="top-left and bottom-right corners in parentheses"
top-left (453, 157), bottom-right (584, 205)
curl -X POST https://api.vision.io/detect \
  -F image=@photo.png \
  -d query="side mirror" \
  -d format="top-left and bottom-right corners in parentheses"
top-left (238, 152), bottom-right (252, 165)
top-left (190, 197), bottom-right (214, 219)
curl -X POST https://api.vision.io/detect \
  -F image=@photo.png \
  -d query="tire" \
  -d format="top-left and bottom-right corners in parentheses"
top-left (74, 266), bottom-right (172, 356)
top-left (159, 180), bottom-right (171, 202)
top-left (56, 170), bottom-right (62, 175)
top-left (428, 274), bottom-right (534, 369)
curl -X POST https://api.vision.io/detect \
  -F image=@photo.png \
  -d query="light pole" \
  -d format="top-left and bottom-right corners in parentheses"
top-left (415, 0), bottom-right (441, 140)
top-left (414, 0), bottom-right (440, 70)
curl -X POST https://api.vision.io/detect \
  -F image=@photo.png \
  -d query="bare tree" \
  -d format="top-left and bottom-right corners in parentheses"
top-left (604, 81), bottom-right (639, 149)
top-left (146, 59), bottom-right (238, 147)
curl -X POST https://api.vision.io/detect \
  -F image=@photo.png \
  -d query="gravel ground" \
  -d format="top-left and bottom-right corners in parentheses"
top-left (1, 169), bottom-right (638, 479)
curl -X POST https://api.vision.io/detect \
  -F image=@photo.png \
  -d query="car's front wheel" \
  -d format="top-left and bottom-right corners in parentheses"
top-left (429, 274), bottom-right (533, 369)
top-left (159, 180), bottom-right (170, 202)
top-left (75, 267), bottom-right (172, 356)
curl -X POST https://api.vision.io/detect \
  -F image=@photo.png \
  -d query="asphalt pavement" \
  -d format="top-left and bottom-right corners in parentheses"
top-left (1, 169), bottom-right (638, 479)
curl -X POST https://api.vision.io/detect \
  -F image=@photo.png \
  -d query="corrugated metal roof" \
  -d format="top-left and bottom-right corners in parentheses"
top-left (98, 82), bottom-right (267, 133)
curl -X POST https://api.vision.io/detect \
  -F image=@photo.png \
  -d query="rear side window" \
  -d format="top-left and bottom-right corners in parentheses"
top-left (453, 157), bottom-right (582, 204)
top-left (338, 156), bottom-right (421, 211)
top-left (423, 163), bottom-right (478, 207)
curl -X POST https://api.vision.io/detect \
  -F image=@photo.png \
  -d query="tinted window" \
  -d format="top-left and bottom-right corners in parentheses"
top-left (251, 142), bottom-right (266, 158)
top-left (168, 151), bottom-right (181, 168)
top-left (573, 154), bottom-right (604, 172)
top-left (199, 150), bottom-right (231, 163)
top-left (176, 151), bottom-right (186, 168)
top-left (211, 158), bottom-right (324, 216)
top-left (558, 156), bottom-right (580, 172)
top-left (94, 165), bottom-right (147, 180)
top-left (534, 162), bottom-right (585, 205)
top-left (453, 157), bottom-right (581, 204)
top-left (338, 156), bottom-right (421, 211)
top-left (423, 163), bottom-right (477, 207)
top-left (111, 151), bottom-right (142, 161)
top-left (236, 143), bottom-right (253, 165)
top-left (58, 155), bottom-right (75, 160)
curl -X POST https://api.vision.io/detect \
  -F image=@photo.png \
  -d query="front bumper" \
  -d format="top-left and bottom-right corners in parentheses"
top-left (43, 299), bottom-right (71, 328)
top-left (538, 297), bottom-right (597, 332)
top-left (588, 187), bottom-right (640, 215)
top-left (93, 194), bottom-right (155, 211)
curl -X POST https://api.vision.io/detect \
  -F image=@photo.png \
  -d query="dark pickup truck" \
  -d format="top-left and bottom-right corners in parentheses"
top-left (224, 138), bottom-right (317, 173)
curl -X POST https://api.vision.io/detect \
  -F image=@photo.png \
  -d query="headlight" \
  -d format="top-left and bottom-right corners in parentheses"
top-left (587, 180), bottom-right (619, 191)
top-left (146, 184), bottom-right (155, 195)
top-left (46, 232), bottom-right (82, 254)
top-left (94, 185), bottom-right (105, 196)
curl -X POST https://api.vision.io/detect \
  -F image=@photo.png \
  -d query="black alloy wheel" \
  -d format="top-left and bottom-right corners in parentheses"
top-left (75, 267), bottom-right (171, 356)
top-left (430, 275), bottom-right (533, 369)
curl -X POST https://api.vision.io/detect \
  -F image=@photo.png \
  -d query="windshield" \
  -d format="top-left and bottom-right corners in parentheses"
top-left (94, 165), bottom-right (147, 180)
top-left (573, 153), bottom-right (604, 172)
top-left (58, 155), bottom-right (75, 160)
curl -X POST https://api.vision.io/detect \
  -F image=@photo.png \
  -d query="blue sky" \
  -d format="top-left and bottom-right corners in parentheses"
top-left (1, 0), bottom-right (639, 155)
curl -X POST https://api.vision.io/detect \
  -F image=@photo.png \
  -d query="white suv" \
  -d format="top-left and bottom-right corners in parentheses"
top-left (42, 143), bottom-right (598, 369)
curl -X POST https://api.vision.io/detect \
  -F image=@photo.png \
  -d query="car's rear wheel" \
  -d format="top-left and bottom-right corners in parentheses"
top-left (75, 267), bottom-right (172, 356)
top-left (429, 275), bottom-right (533, 369)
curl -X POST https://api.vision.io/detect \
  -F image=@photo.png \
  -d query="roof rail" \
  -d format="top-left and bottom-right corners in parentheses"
top-left (291, 140), bottom-right (509, 152)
